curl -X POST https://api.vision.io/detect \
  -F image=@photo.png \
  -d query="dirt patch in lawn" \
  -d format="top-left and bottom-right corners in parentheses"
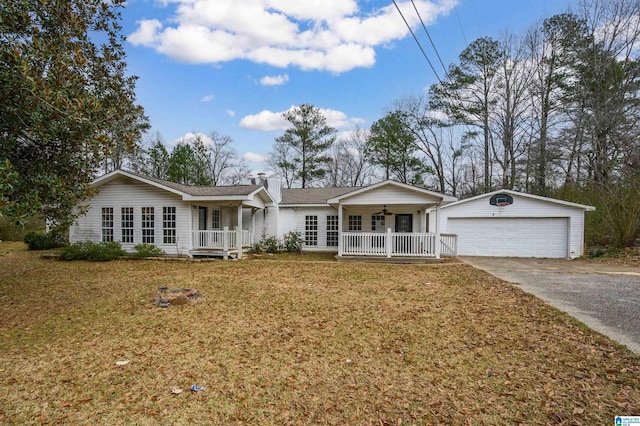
top-left (0, 242), bottom-right (639, 424)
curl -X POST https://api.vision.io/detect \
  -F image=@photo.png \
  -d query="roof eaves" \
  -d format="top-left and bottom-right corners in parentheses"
top-left (93, 169), bottom-right (189, 198)
top-left (439, 189), bottom-right (595, 211)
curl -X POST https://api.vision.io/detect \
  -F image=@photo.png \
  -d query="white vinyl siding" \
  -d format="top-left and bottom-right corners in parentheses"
top-left (339, 184), bottom-right (441, 205)
top-left (434, 192), bottom-right (589, 259)
top-left (69, 177), bottom-right (190, 256)
top-left (283, 206), bottom-right (338, 252)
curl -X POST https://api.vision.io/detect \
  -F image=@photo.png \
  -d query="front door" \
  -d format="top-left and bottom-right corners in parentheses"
top-left (198, 206), bottom-right (207, 230)
top-left (395, 214), bottom-right (413, 232)
top-left (395, 214), bottom-right (413, 253)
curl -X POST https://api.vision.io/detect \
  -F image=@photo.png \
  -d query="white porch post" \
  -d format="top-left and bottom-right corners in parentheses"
top-left (251, 209), bottom-right (256, 246)
top-left (386, 228), bottom-right (392, 258)
top-left (188, 204), bottom-right (193, 257)
top-left (337, 204), bottom-right (343, 256)
top-left (223, 226), bottom-right (229, 252)
top-left (435, 203), bottom-right (441, 259)
top-left (237, 204), bottom-right (243, 259)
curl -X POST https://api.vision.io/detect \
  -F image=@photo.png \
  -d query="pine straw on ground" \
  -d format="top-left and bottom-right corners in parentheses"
top-left (0, 242), bottom-right (638, 425)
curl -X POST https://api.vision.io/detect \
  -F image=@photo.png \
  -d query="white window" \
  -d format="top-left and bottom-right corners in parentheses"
top-left (101, 207), bottom-right (114, 242)
top-left (305, 215), bottom-right (318, 246)
top-left (121, 207), bottom-right (134, 243)
top-left (211, 209), bottom-right (221, 229)
top-left (372, 215), bottom-right (385, 232)
top-left (326, 215), bottom-right (338, 246)
top-left (141, 207), bottom-right (155, 244)
top-left (348, 215), bottom-right (362, 231)
top-left (163, 207), bottom-right (176, 244)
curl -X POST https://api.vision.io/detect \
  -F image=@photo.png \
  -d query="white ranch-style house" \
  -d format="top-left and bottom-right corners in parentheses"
top-left (70, 170), bottom-right (594, 260)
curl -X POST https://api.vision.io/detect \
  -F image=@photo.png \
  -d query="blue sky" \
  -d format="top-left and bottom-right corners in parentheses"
top-left (120, 0), bottom-right (574, 173)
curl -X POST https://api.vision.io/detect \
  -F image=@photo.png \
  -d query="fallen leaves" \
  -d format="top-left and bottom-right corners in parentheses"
top-left (0, 244), bottom-right (639, 424)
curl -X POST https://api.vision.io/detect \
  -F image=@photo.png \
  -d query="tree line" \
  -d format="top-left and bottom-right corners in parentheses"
top-left (119, 132), bottom-right (251, 186)
top-left (1, 0), bottom-right (638, 247)
top-left (267, 0), bottom-right (640, 247)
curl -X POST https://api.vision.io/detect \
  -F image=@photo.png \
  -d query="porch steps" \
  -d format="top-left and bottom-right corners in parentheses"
top-left (189, 249), bottom-right (238, 260)
top-left (336, 255), bottom-right (443, 264)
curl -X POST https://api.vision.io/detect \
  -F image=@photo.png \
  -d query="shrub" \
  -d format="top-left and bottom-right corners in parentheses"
top-left (133, 243), bottom-right (165, 258)
top-left (249, 243), bottom-right (263, 254)
top-left (283, 231), bottom-right (303, 253)
top-left (24, 231), bottom-right (65, 251)
top-left (59, 241), bottom-right (125, 261)
top-left (260, 234), bottom-right (282, 253)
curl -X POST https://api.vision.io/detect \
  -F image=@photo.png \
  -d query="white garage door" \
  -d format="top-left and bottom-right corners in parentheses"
top-left (448, 217), bottom-right (568, 258)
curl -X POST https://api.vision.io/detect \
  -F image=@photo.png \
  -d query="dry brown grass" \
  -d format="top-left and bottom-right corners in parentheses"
top-left (1, 242), bottom-right (639, 425)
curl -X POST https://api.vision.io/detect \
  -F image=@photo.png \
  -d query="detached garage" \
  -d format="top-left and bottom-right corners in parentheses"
top-left (429, 190), bottom-right (595, 259)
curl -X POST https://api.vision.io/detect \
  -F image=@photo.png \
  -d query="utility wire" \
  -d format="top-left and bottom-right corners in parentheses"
top-left (454, 7), bottom-right (468, 45)
top-left (410, 0), bottom-right (448, 76)
top-left (392, 0), bottom-right (442, 84)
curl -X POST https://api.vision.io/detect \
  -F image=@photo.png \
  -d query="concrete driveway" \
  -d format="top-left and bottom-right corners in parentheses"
top-left (461, 257), bottom-right (640, 354)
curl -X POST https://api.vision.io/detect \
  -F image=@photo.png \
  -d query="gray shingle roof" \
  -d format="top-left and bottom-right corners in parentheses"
top-left (128, 173), bottom-right (261, 196)
top-left (280, 187), bottom-right (357, 204)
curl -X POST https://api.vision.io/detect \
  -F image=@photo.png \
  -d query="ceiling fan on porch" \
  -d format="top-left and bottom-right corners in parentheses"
top-left (373, 205), bottom-right (394, 216)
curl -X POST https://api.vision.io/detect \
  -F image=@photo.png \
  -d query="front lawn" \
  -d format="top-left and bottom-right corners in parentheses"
top-left (0, 242), bottom-right (638, 424)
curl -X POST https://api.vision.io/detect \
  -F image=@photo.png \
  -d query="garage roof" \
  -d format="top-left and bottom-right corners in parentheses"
top-left (438, 189), bottom-right (595, 211)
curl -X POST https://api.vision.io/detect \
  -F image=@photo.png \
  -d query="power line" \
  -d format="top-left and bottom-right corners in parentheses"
top-left (410, 0), bottom-right (448, 76)
top-left (454, 7), bottom-right (468, 46)
top-left (392, 0), bottom-right (442, 84)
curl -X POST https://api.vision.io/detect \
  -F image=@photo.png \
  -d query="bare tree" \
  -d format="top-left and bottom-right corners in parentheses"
top-left (207, 131), bottom-right (236, 185)
top-left (491, 32), bottom-right (534, 190)
top-left (393, 95), bottom-right (448, 192)
top-left (324, 127), bottom-right (375, 187)
top-left (268, 140), bottom-right (297, 188)
top-left (431, 37), bottom-right (504, 192)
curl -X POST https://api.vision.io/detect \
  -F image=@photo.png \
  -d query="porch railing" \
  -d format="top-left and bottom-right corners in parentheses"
top-left (440, 233), bottom-right (458, 257)
top-left (192, 227), bottom-right (251, 250)
top-left (341, 231), bottom-right (457, 258)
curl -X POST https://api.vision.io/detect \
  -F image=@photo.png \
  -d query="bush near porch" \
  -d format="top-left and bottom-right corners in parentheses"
top-left (0, 242), bottom-right (638, 424)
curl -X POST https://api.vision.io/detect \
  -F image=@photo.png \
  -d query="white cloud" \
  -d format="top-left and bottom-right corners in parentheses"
top-left (239, 105), bottom-right (355, 131)
top-left (128, 0), bottom-right (457, 73)
top-left (239, 109), bottom-right (290, 131)
top-left (242, 152), bottom-right (269, 163)
top-left (171, 132), bottom-right (215, 148)
top-left (260, 74), bottom-right (290, 86)
top-left (226, 109), bottom-right (235, 117)
top-left (128, 19), bottom-right (163, 46)
top-left (200, 94), bottom-right (215, 102)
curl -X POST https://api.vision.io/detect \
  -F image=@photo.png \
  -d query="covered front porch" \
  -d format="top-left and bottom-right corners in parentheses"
top-left (191, 227), bottom-right (253, 258)
top-left (185, 186), bottom-right (274, 259)
top-left (327, 181), bottom-right (458, 260)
